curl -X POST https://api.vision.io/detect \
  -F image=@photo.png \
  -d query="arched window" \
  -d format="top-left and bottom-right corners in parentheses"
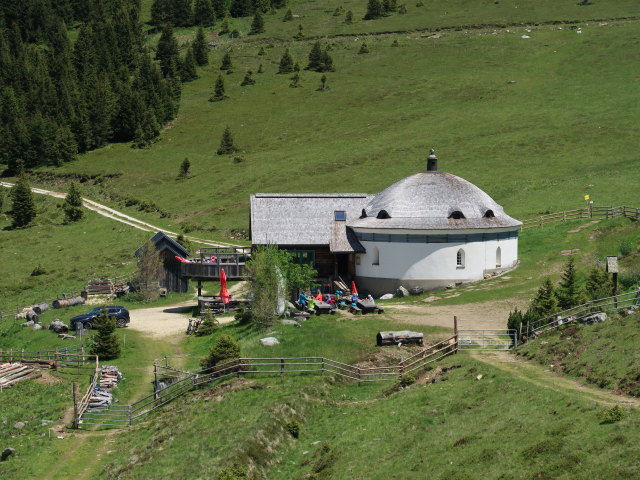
top-left (448, 211), bottom-right (465, 220)
top-left (483, 209), bottom-right (495, 218)
top-left (456, 249), bottom-right (465, 268)
top-left (376, 210), bottom-right (391, 219)
top-left (496, 247), bottom-right (502, 267)
top-left (372, 247), bottom-right (380, 265)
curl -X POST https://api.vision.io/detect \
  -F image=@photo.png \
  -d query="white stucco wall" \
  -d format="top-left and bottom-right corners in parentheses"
top-left (354, 228), bottom-right (518, 282)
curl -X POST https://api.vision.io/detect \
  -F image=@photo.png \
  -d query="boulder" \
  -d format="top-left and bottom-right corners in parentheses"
top-left (409, 286), bottom-right (424, 296)
top-left (581, 312), bottom-right (607, 325)
top-left (281, 320), bottom-right (301, 327)
top-left (379, 293), bottom-right (394, 300)
top-left (395, 286), bottom-right (410, 298)
top-left (445, 284), bottom-right (455, 290)
top-left (260, 337), bottom-right (280, 346)
top-left (293, 316), bottom-right (307, 323)
top-left (0, 448), bottom-right (14, 462)
top-left (13, 422), bottom-right (25, 430)
top-left (21, 321), bottom-right (34, 327)
top-left (32, 324), bottom-right (42, 331)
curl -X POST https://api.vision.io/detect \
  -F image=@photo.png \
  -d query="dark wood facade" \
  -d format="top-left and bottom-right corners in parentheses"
top-left (160, 250), bottom-right (189, 293)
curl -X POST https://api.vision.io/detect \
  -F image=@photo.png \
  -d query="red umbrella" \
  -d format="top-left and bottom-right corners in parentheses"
top-left (219, 268), bottom-right (230, 304)
top-left (351, 281), bottom-right (358, 297)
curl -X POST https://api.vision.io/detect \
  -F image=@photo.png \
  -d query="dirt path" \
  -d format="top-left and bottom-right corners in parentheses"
top-left (472, 351), bottom-right (640, 408)
top-left (0, 181), bottom-right (240, 248)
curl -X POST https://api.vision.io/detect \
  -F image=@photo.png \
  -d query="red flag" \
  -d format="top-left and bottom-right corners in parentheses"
top-left (219, 268), bottom-right (230, 304)
top-left (351, 281), bottom-right (358, 297)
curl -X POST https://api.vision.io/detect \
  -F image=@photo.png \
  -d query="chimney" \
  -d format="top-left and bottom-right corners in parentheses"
top-left (426, 148), bottom-right (438, 171)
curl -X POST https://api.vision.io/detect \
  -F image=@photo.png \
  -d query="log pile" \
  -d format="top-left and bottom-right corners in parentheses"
top-left (85, 279), bottom-right (115, 296)
top-left (0, 363), bottom-right (42, 390)
top-left (100, 366), bottom-right (122, 389)
top-left (88, 390), bottom-right (113, 411)
top-left (87, 366), bottom-right (123, 411)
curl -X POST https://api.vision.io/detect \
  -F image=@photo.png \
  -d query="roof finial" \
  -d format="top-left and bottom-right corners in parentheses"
top-left (427, 148), bottom-right (438, 172)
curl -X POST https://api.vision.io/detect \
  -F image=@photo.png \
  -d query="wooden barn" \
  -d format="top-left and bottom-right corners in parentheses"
top-left (135, 231), bottom-right (190, 293)
top-left (249, 194), bottom-right (368, 280)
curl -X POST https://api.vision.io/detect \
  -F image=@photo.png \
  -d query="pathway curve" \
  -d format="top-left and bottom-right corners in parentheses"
top-left (0, 181), bottom-right (241, 248)
top-left (471, 350), bottom-right (640, 408)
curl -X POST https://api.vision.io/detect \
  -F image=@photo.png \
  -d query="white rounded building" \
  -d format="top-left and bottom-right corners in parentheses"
top-left (349, 152), bottom-right (521, 295)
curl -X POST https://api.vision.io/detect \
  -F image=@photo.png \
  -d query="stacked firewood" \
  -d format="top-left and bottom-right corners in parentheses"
top-left (87, 366), bottom-right (123, 411)
top-left (99, 366), bottom-right (122, 389)
top-left (0, 363), bottom-right (42, 390)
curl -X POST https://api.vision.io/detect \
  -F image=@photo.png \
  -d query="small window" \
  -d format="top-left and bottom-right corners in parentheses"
top-left (449, 211), bottom-right (465, 220)
top-left (377, 210), bottom-right (391, 219)
top-left (496, 247), bottom-right (502, 267)
top-left (484, 209), bottom-right (495, 218)
top-left (372, 247), bottom-right (380, 265)
top-left (334, 211), bottom-right (346, 221)
top-left (456, 248), bottom-right (465, 268)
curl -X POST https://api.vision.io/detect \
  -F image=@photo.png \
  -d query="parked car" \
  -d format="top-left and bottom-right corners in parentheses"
top-left (69, 306), bottom-right (130, 330)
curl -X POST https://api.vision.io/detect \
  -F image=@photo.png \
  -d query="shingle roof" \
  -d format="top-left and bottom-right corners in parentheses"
top-left (348, 171), bottom-right (521, 230)
top-left (135, 231), bottom-right (190, 257)
top-left (250, 194), bottom-right (370, 251)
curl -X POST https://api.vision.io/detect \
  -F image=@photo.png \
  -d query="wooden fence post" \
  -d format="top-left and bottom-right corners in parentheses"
top-left (357, 367), bottom-right (361, 385)
top-left (453, 316), bottom-right (459, 354)
top-left (72, 382), bottom-right (79, 429)
top-left (280, 358), bottom-right (285, 375)
top-left (54, 348), bottom-right (58, 369)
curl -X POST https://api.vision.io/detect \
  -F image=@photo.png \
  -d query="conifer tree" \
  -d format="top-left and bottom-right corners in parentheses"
top-left (210, 74), bottom-right (227, 101)
top-left (529, 278), bottom-right (558, 318)
top-left (150, 0), bottom-right (171, 25)
top-left (180, 47), bottom-right (199, 82)
top-left (382, 0), bottom-right (397, 13)
top-left (193, 27), bottom-right (209, 66)
top-left (200, 333), bottom-right (240, 369)
top-left (358, 42), bottom-right (369, 54)
top-left (290, 72), bottom-right (301, 88)
top-left (318, 74), bottom-right (328, 91)
top-left (293, 23), bottom-right (304, 39)
top-left (54, 125), bottom-right (78, 165)
top-left (9, 175), bottom-right (36, 228)
top-left (278, 48), bottom-right (294, 74)
top-left (254, 0), bottom-right (271, 13)
top-left (220, 51), bottom-right (233, 71)
top-left (220, 16), bottom-right (231, 34)
top-left (249, 10), bottom-right (265, 35)
top-left (258, 46), bottom-right (266, 55)
top-left (557, 257), bottom-right (587, 310)
top-left (194, 0), bottom-right (216, 26)
top-left (257, 63), bottom-right (264, 73)
top-left (230, 0), bottom-right (252, 17)
top-left (212, 0), bottom-right (229, 18)
top-left (90, 312), bottom-right (121, 360)
top-left (344, 10), bottom-right (353, 23)
top-left (240, 70), bottom-right (256, 85)
top-left (283, 8), bottom-right (293, 21)
top-left (364, 0), bottom-right (383, 19)
top-left (586, 265), bottom-right (613, 300)
top-left (398, 4), bottom-right (407, 14)
top-left (320, 48), bottom-right (335, 72)
top-left (63, 181), bottom-right (84, 222)
top-left (173, 0), bottom-right (194, 26)
top-left (307, 41), bottom-right (323, 70)
top-left (156, 25), bottom-right (180, 77)
top-left (391, 39), bottom-right (399, 47)
top-left (217, 126), bottom-right (237, 154)
top-left (179, 157), bottom-right (191, 177)
top-left (133, 110), bottom-right (161, 148)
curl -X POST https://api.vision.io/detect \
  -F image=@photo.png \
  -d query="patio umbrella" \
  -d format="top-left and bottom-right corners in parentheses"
top-left (351, 281), bottom-right (358, 297)
top-left (219, 268), bottom-right (230, 304)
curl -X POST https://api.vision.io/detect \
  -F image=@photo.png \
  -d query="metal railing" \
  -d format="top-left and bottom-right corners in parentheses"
top-left (457, 330), bottom-right (516, 351)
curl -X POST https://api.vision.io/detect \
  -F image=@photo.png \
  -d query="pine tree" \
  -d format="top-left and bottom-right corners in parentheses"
top-left (230, 0), bottom-right (252, 17)
top-left (217, 126), bottom-right (237, 154)
top-left (344, 10), bottom-right (353, 23)
top-left (9, 175), bottom-right (36, 228)
top-left (156, 25), bottom-right (180, 77)
top-left (173, 0), bottom-right (194, 27)
top-left (192, 27), bottom-right (209, 66)
top-left (318, 74), bottom-right (328, 91)
top-left (179, 157), bottom-right (191, 177)
top-left (132, 110), bottom-right (161, 148)
top-left (278, 48), bottom-right (294, 73)
top-left (90, 312), bottom-right (121, 360)
top-left (63, 181), bottom-right (84, 222)
top-left (150, 0), bottom-right (171, 25)
top-left (586, 265), bottom-right (613, 300)
top-left (180, 47), bottom-right (198, 82)
top-left (293, 23), bottom-right (304, 39)
top-left (358, 42), bottom-right (369, 54)
top-left (382, 0), bottom-right (397, 13)
top-left (210, 74), bottom-right (227, 101)
top-left (557, 257), bottom-right (587, 310)
top-left (54, 125), bottom-right (78, 165)
top-left (398, 4), bottom-right (407, 14)
top-left (220, 51), bottom-right (233, 71)
top-left (282, 8), bottom-right (293, 21)
top-left (194, 0), bottom-right (216, 26)
top-left (249, 10), bottom-right (265, 35)
top-left (364, 0), bottom-right (383, 19)
top-left (220, 16), bottom-right (231, 34)
top-left (320, 48), bottom-right (334, 72)
top-left (254, 0), bottom-right (271, 13)
top-left (289, 72), bottom-right (301, 88)
top-left (212, 0), bottom-right (229, 18)
top-left (200, 333), bottom-right (240, 368)
top-left (307, 41), bottom-right (323, 70)
top-left (391, 39), bottom-right (399, 47)
top-left (257, 63), bottom-right (264, 73)
top-left (530, 278), bottom-right (559, 318)
top-left (258, 46), bottom-right (266, 55)
top-left (240, 70), bottom-right (256, 85)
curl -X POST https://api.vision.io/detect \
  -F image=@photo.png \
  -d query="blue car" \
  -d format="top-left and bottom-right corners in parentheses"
top-left (69, 306), bottom-right (130, 330)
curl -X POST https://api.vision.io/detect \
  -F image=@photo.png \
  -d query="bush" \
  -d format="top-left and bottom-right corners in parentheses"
top-left (619, 239), bottom-right (634, 257)
top-left (196, 312), bottom-right (219, 336)
top-left (201, 334), bottom-right (241, 369)
top-left (285, 419), bottom-right (301, 438)
top-left (30, 264), bottom-right (47, 276)
top-left (619, 266), bottom-right (640, 289)
top-left (399, 374), bottom-right (416, 387)
top-left (217, 464), bottom-right (246, 480)
top-left (234, 307), bottom-right (252, 325)
top-left (599, 405), bottom-right (625, 424)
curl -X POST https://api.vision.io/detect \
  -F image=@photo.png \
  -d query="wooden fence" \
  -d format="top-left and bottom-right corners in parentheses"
top-left (0, 345), bottom-right (93, 370)
top-left (73, 355), bottom-right (100, 428)
top-left (521, 205), bottom-right (640, 230)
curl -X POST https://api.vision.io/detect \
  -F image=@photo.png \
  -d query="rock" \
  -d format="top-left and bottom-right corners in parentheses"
top-left (476, 375), bottom-right (483, 380)
top-left (409, 286), bottom-right (424, 296)
top-left (260, 337), bottom-right (280, 346)
top-left (129, 454), bottom-right (139, 465)
top-left (286, 301), bottom-right (296, 310)
top-left (293, 316), bottom-right (307, 323)
top-left (379, 293), bottom-right (394, 300)
top-left (311, 440), bottom-right (321, 445)
top-left (581, 312), bottom-right (607, 325)
top-left (41, 420), bottom-right (53, 426)
top-left (21, 321), bottom-right (34, 327)
top-left (423, 296), bottom-right (439, 303)
top-left (281, 320), bottom-right (301, 327)
top-left (32, 324), bottom-right (42, 331)
top-left (445, 284), bottom-right (455, 289)
top-left (13, 422), bottom-right (25, 430)
top-left (395, 286), bottom-right (410, 298)
top-left (484, 273), bottom-right (492, 279)
top-left (1, 448), bottom-right (14, 462)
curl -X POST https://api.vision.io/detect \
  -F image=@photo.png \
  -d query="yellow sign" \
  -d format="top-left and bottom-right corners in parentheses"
top-left (584, 194), bottom-right (590, 201)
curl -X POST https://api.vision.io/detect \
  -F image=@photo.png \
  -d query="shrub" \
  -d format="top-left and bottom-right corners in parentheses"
top-left (399, 374), bottom-right (416, 387)
top-left (201, 334), bottom-right (241, 369)
top-left (619, 266), bottom-right (640, 289)
top-left (235, 307), bottom-right (252, 325)
top-left (285, 419), bottom-right (301, 438)
top-left (30, 264), bottom-right (47, 276)
top-left (599, 405), bottom-right (625, 424)
top-left (196, 312), bottom-right (219, 336)
top-left (217, 463), bottom-right (247, 480)
top-left (619, 239), bottom-right (634, 257)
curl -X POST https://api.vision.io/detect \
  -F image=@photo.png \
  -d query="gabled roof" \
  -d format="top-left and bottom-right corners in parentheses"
top-left (250, 194), bottom-right (370, 252)
top-left (135, 231), bottom-right (190, 258)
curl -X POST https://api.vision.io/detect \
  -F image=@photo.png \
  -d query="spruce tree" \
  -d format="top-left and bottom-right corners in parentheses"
top-left (173, 0), bottom-right (194, 27)
top-left (283, 9), bottom-right (293, 21)
top-left (318, 74), bottom-right (328, 91)
top-left (193, 27), bottom-right (209, 66)
top-left (220, 16), bottom-right (231, 34)
top-left (557, 257), bottom-right (587, 310)
top-left (258, 46), bottom-right (266, 55)
top-left (358, 42), bottom-right (369, 54)
top-left (364, 0), bottom-right (383, 19)
top-left (63, 181), bottom-right (84, 222)
top-left (194, 0), bottom-right (216, 26)
top-left (230, 0), bottom-right (252, 17)
top-left (278, 48), bottom-right (294, 74)
top-left (307, 41), bottom-right (323, 70)
top-left (382, 0), bottom-right (397, 13)
top-left (586, 265), bottom-right (613, 300)
top-left (90, 312), bottom-right (121, 360)
top-left (180, 47), bottom-right (199, 82)
top-left (220, 51), bottom-right (233, 71)
top-left (391, 39), bottom-right (399, 47)
top-left (217, 126), bottom-right (237, 154)
top-left (200, 333), bottom-right (240, 369)
top-left (249, 10), bottom-right (265, 35)
top-left (290, 72), bottom-right (301, 88)
top-left (210, 74), bottom-right (227, 101)
top-left (240, 70), bottom-right (256, 86)
top-left (156, 25), bottom-right (180, 77)
top-left (320, 48), bottom-right (335, 72)
top-left (257, 63), bottom-right (264, 73)
top-left (212, 0), bottom-right (229, 18)
top-left (179, 157), bottom-right (191, 177)
top-left (9, 175), bottom-right (36, 228)
top-left (293, 23), bottom-right (304, 39)
top-left (344, 10), bottom-right (353, 23)
top-left (530, 278), bottom-right (559, 318)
